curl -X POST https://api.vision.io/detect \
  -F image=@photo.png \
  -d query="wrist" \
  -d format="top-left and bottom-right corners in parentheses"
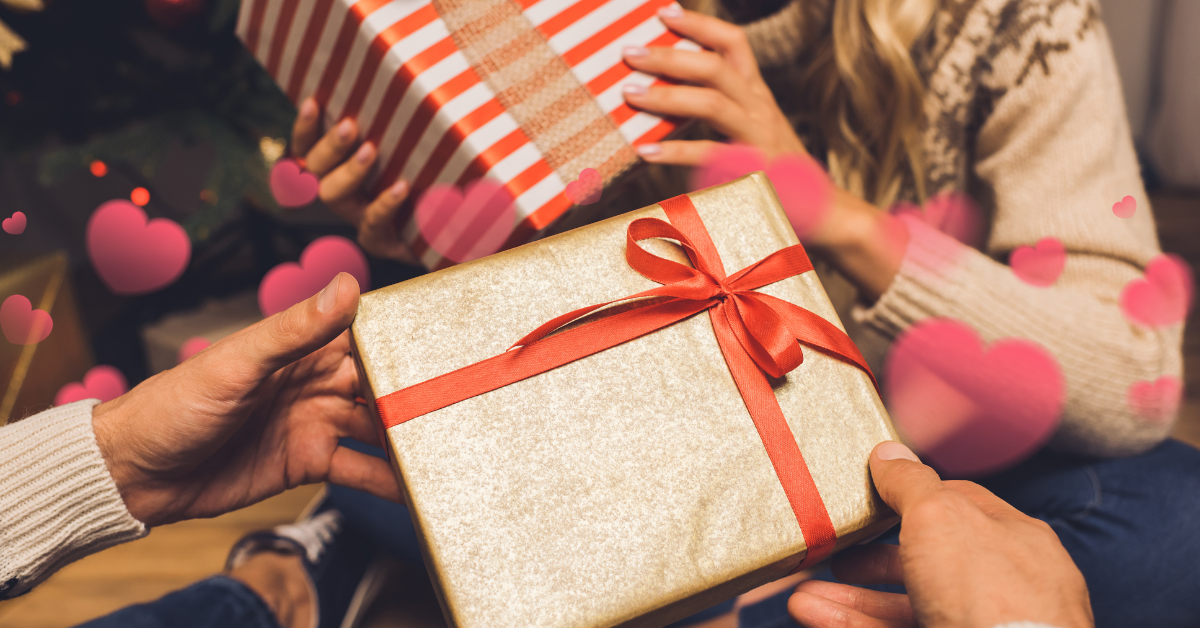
top-left (806, 188), bottom-right (907, 303)
top-left (92, 399), bottom-right (154, 526)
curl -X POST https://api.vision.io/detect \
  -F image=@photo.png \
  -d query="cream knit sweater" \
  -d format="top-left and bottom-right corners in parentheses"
top-left (0, 0), bottom-right (1181, 606)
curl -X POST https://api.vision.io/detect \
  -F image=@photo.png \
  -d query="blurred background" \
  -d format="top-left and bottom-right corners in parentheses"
top-left (0, 0), bottom-right (1196, 625)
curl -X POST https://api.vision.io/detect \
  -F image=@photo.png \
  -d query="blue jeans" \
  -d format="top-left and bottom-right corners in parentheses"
top-left (79, 439), bottom-right (1200, 627)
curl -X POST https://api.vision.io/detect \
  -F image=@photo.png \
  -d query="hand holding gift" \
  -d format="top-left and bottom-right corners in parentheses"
top-left (92, 273), bottom-right (400, 528)
top-left (790, 441), bottom-right (1094, 628)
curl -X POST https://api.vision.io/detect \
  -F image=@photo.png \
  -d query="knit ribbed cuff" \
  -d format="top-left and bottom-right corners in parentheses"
top-left (0, 400), bottom-right (147, 599)
top-left (852, 214), bottom-right (970, 338)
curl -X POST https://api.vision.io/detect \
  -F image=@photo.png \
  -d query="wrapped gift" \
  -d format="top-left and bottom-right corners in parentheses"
top-left (350, 173), bottom-right (899, 628)
top-left (238, 0), bottom-right (698, 271)
top-left (1, 252), bottom-right (94, 425)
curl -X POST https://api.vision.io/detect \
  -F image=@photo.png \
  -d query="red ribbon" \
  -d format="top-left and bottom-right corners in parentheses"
top-left (376, 194), bottom-right (876, 569)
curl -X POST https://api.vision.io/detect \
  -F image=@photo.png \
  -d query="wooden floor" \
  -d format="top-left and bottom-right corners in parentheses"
top-left (3, 193), bottom-right (1199, 628)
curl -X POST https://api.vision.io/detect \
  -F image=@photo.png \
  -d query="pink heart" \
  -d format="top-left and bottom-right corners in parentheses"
top-left (3, 211), bottom-right (25, 235)
top-left (87, 200), bottom-right (192, 295)
top-left (270, 158), bottom-right (320, 208)
top-left (1010, 237), bottom-right (1066, 287)
top-left (884, 319), bottom-right (1064, 477)
top-left (1126, 376), bottom-right (1182, 423)
top-left (55, 365), bottom-right (128, 406)
top-left (1120, 254), bottom-right (1194, 327)
top-left (415, 179), bottom-right (516, 264)
top-left (258, 235), bottom-right (370, 316)
top-left (891, 192), bottom-right (983, 248)
top-left (692, 144), bottom-right (832, 238)
top-left (1, 294), bottom-right (53, 345)
top-left (178, 336), bottom-right (212, 364)
top-left (1112, 195), bottom-right (1136, 218)
top-left (564, 168), bottom-right (603, 205)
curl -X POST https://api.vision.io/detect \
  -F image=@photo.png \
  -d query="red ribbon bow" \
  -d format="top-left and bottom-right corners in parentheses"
top-left (377, 194), bottom-right (876, 569)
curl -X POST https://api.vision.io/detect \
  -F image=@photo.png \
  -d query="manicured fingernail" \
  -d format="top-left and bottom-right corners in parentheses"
top-left (317, 273), bottom-right (341, 314)
top-left (875, 441), bottom-right (920, 462)
top-left (623, 46), bottom-right (648, 58)
top-left (337, 119), bottom-right (355, 141)
top-left (300, 99), bottom-right (318, 120)
top-left (390, 180), bottom-right (408, 198)
top-left (637, 143), bottom-right (662, 157)
top-left (623, 83), bottom-right (647, 96)
top-left (658, 5), bottom-right (683, 19)
top-left (355, 142), bottom-right (375, 164)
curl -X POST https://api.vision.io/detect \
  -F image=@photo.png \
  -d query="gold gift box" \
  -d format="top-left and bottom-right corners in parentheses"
top-left (350, 173), bottom-right (900, 628)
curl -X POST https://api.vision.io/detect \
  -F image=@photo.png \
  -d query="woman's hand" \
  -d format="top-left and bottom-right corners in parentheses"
top-left (622, 6), bottom-right (806, 165)
top-left (789, 442), bottom-right (1094, 628)
top-left (291, 98), bottom-right (418, 265)
top-left (92, 273), bottom-right (402, 528)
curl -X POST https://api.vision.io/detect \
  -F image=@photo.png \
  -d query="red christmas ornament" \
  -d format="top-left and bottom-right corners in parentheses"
top-left (144, 0), bottom-right (207, 30)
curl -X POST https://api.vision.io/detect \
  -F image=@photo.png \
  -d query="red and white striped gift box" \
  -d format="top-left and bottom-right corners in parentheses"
top-left (238, 0), bottom-right (699, 270)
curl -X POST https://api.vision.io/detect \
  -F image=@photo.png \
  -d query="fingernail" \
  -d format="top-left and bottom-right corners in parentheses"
top-left (337, 119), bottom-right (355, 141)
top-left (317, 273), bottom-right (341, 313)
top-left (623, 46), bottom-right (648, 58)
top-left (658, 4), bottom-right (683, 19)
top-left (390, 180), bottom-right (408, 198)
top-left (355, 142), bottom-right (375, 164)
top-left (875, 441), bottom-right (920, 462)
top-left (300, 99), bottom-right (318, 120)
top-left (623, 83), bottom-right (647, 96)
top-left (637, 143), bottom-right (662, 157)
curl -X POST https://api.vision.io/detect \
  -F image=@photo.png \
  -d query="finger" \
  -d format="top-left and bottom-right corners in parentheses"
top-left (788, 590), bottom-right (911, 628)
top-left (793, 581), bottom-right (915, 624)
top-left (830, 544), bottom-right (904, 586)
top-left (944, 480), bottom-right (1027, 521)
top-left (622, 46), bottom-right (750, 107)
top-left (328, 446), bottom-right (404, 504)
top-left (228, 272), bottom-right (361, 380)
top-left (623, 84), bottom-right (745, 137)
top-left (655, 5), bottom-right (759, 78)
top-left (869, 441), bottom-right (947, 518)
top-left (292, 98), bottom-right (322, 158)
top-left (304, 118), bottom-right (360, 176)
top-left (359, 180), bottom-right (419, 265)
top-left (319, 142), bottom-right (378, 221)
top-left (337, 403), bottom-right (381, 446)
top-left (635, 139), bottom-right (725, 167)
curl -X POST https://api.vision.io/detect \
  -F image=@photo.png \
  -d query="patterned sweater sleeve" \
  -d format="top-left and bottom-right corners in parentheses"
top-left (0, 401), bottom-right (147, 599)
top-left (857, 0), bottom-right (1183, 457)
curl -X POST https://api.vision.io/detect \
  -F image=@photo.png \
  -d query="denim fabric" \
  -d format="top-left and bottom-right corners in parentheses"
top-left (737, 439), bottom-right (1200, 628)
top-left (77, 576), bottom-right (280, 628)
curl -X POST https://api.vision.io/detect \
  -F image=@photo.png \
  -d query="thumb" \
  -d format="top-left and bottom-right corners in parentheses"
top-left (868, 441), bottom-right (946, 518)
top-left (233, 273), bottom-right (361, 380)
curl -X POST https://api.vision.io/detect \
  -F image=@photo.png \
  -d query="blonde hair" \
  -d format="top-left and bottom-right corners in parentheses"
top-left (742, 0), bottom-right (939, 207)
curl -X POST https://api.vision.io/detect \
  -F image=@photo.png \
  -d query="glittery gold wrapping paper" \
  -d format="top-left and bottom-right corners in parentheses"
top-left (350, 173), bottom-right (900, 628)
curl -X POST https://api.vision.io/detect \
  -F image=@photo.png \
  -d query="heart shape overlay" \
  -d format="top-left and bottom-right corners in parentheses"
top-left (87, 200), bottom-right (192, 295)
top-left (1120, 254), bottom-right (1194, 327)
top-left (1112, 195), bottom-right (1136, 218)
top-left (884, 319), bottom-right (1065, 477)
top-left (415, 179), bottom-right (516, 265)
top-left (1, 294), bottom-right (53, 345)
top-left (258, 235), bottom-right (370, 317)
top-left (564, 168), bottom-right (603, 205)
top-left (1010, 237), bottom-right (1066, 287)
top-left (178, 336), bottom-right (212, 364)
top-left (3, 211), bottom-right (26, 235)
top-left (692, 144), bottom-right (831, 238)
top-left (891, 192), bottom-right (984, 249)
top-left (55, 365), bottom-right (128, 406)
top-left (1126, 376), bottom-right (1183, 423)
top-left (270, 158), bottom-right (320, 208)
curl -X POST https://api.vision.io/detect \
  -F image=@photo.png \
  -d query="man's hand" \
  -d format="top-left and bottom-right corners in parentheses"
top-left (789, 442), bottom-right (1094, 628)
top-left (291, 99), bottom-right (418, 265)
top-left (92, 273), bottom-right (401, 528)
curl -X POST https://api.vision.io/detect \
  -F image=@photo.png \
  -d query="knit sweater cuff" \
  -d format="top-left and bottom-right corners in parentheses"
top-left (0, 400), bottom-right (147, 599)
top-left (853, 215), bottom-right (974, 337)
